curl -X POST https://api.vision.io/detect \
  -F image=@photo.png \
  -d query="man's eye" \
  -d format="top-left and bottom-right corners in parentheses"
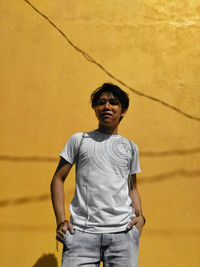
top-left (96, 99), bottom-right (119, 106)
top-left (96, 100), bottom-right (106, 106)
top-left (109, 99), bottom-right (119, 105)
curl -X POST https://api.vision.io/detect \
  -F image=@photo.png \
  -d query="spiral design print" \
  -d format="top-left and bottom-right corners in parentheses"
top-left (87, 136), bottom-right (130, 178)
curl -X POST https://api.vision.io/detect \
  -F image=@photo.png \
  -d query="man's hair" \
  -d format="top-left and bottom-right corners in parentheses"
top-left (91, 83), bottom-right (129, 111)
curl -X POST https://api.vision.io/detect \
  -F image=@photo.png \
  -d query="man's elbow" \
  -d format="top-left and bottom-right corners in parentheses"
top-left (50, 175), bottom-right (63, 191)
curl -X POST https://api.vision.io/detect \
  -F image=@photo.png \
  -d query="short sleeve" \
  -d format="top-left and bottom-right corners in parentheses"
top-left (59, 133), bottom-right (83, 165)
top-left (130, 143), bottom-right (141, 174)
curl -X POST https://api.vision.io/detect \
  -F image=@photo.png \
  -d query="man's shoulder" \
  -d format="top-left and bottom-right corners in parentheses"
top-left (120, 135), bottom-right (137, 145)
top-left (63, 132), bottom-right (84, 146)
top-left (68, 131), bottom-right (95, 141)
top-left (70, 132), bottom-right (84, 138)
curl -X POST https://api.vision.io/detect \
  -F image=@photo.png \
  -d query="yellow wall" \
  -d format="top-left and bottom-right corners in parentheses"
top-left (0, 0), bottom-right (200, 266)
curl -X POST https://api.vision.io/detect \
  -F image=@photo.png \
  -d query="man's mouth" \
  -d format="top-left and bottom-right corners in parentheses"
top-left (101, 112), bottom-right (112, 117)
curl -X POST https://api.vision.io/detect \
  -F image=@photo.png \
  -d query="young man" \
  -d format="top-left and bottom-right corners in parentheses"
top-left (51, 83), bottom-right (145, 267)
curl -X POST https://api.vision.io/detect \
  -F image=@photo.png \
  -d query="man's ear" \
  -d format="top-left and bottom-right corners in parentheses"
top-left (94, 106), bottom-right (98, 117)
top-left (121, 108), bottom-right (127, 118)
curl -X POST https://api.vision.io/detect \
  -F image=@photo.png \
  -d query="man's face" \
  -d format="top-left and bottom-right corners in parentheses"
top-left (94, 92), bottom-right (126, 127)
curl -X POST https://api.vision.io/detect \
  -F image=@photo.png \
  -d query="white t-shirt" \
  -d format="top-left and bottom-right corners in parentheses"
top-left (60, 130), bottom-right (141, 233)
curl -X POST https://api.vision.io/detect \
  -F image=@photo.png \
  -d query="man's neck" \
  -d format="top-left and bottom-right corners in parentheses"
top-left (96, 125), bottom-right (119, 135)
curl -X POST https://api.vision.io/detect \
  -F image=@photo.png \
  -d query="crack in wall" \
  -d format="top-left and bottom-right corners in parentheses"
top-left (23, 0), bottom-right (200, 122)
top-left (0, 168), bottom-right (199, 207)
top-left (139, 169), bottom-right (200, 184)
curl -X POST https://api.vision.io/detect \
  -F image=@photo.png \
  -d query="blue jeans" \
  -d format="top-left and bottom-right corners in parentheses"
top-left (61, 227), bottom-right (139, 267)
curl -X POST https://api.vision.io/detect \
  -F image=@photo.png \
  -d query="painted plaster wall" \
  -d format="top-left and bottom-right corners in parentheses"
top-left (0, 0), bottom-right (200, 266)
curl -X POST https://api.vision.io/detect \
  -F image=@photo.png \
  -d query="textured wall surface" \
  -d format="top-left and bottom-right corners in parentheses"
top-left (0, 0), bottom-right (200, 266)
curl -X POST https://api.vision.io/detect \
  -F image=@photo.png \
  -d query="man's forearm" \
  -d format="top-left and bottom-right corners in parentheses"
top-left (51, 177), bottom-right (66, 225)
top-left (130, 187), bottom-right (143, 216)
top-left (128, 187), bottom-right (145, 232)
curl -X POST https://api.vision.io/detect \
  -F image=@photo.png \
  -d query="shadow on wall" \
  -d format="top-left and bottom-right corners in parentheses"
top-left (1, 146), bottom-right (200, 162)
top-left (0, 169), bottom-right (200, 208)
top-left (33, 254), bottom-right (58, 267)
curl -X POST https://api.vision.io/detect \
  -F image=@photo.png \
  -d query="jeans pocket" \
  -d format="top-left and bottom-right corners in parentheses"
top-left (132, 226), bottom-right (140, 240)
top-left (63, 230), bottom-right (74, 247)
top-left (63, 231), bottom-right (70, 243)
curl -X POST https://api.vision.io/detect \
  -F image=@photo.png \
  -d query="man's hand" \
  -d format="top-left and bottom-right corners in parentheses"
top-left (56, 221), bottom-right (74, 243)
top-left (126, 215), bottom-right (145, 236)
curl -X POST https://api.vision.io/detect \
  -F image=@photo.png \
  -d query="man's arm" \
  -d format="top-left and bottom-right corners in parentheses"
top-left (50, 157), bottom-right (74, 242)
top-left (127, 173), bottom-right (145, 235)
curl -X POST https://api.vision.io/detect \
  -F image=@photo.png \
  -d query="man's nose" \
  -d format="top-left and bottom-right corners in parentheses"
top-left (104, 101), bottom-right (111, 109)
